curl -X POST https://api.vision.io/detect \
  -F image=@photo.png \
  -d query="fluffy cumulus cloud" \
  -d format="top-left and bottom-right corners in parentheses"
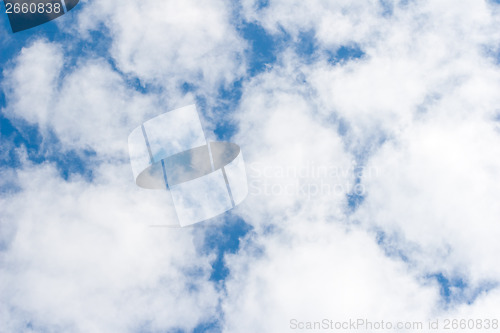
top-left (223, 224), bottom-right (439, 332)
top-left (75, 0), bottom-right (246, 93)
top-left (2, 40), bottom-right (161, 157)
top-left (0, 160), bottom-right (218, 332)
top-left (1, 0), bottom-right (500, 332)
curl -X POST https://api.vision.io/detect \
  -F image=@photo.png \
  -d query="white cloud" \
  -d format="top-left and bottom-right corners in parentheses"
top-left (241, 0), bottom-right (383, 47)
top-left (2, 40), bottom-right (63, 127)
top-left (3, 40), bottom-right (185, 159)
top-left (75, 0), bottom-right (246, 94)
top-left (356, 114), bottom-right (500, 284)
top-left (222, 223), bottom-right (439, 332)
top-left (0, 160), bottom-right (218, 332)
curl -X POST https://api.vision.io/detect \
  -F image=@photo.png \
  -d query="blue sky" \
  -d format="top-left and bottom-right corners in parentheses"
top-left (2, 1), bottom-right (500, 332)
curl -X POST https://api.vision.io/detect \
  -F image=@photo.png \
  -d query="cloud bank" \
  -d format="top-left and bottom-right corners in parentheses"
top-left (1, 0), bottom-right (500, 332)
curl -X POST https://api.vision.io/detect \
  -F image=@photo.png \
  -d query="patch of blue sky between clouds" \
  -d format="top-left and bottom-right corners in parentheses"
top-left (346, 185), bottom-right (365, 212)
top-left (375, 230), bottom-right (411, 263)
top-left (177, 22), bottom-right (284, 142)
top-left (193, 320), bottom-right (221, 333)
top-left (190, 21), bottom-right (285, 141)
top-left (375, 229), bottom-right (498, 307)
top-left (138, 321), bottom-right (221, 333)
top-left (0, 113), bottom-right (96, 181)
top-left (481, 44), bottom-right (500, 66)
top-left (428, 273), bottom-right (498, 307)
top-left (196, 214), bottom-right (253, 284)
top-left (189, 216), bottom-right (254, 333)
top-left (161, 322), bottom-right (221, 333)
top-left (237, 21), bottom-right (365, 70)
top-left (212, 79), bottom-right (244, 141)
top-left (179, 21), bottom-right (286, 142)
top-left (238, 22), bottom-right (286, 76)
top-left (294, 30), bottom-right (318, 64)
top-left (378, 0), bottom-right (395, 17)
top-left (189, 79), bottom-right (244, 142)
top-left (326, 44), bottom-right (365, 65)
top-left (185, 214), bottom-right (254, 333)
top-left (200, 23), bottom-right (365, 144)
top-left (344, 134), bottom-right (387, 213)
top-left (255, 0), bottom-right (270, 10)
